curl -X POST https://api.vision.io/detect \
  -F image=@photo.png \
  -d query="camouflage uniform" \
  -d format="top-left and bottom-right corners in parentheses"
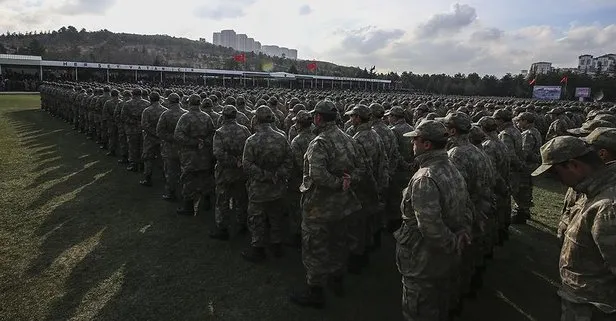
top-left (103, 90), bottom-right (120, 156)
top-left (156, 94), bottom-right (187, 198)
top-left (242, 106), bottom-right (293, 254)
top-left (174, 95), bottom-right (216, 212)
top-left (396, 120), bottom-right (469, 321)
top-left (96, 88), bottom-right (112, 146)
top-left (212, 106), bottom-right (251, 233)
top-left (122, 89), bottom-right (150, 169)
top-left (531, 136), bottom-right (616, 321)
top-left (114, 92), bottom-right (130, 163)
top-left (516, 112), bottom-right (543, 221)
top-left (494, 110), bottom-right (524, 223)
top-left (140, 93), bottom-right (167, 183)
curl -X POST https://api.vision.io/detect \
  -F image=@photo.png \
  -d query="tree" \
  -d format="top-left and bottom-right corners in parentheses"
top-left (287, 64), bottom-right (298, 74)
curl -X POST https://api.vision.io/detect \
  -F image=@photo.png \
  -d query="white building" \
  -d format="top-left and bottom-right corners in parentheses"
top-left (210, 29), bottom-right (297, 58)
top-left (577, 54), bottom-right (616, 74)
top-left (529, 62), bottom-right (553, 75)
top-left (220, 30), bottom-right (236, 49)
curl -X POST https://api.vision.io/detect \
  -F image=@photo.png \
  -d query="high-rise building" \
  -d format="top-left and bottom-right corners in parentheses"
top-left (236, 34), bottom-right (248, 52)
top-left (577, 54), bottom-right (616, 73)
top-left (529, 62), bottom-right (553, 75)
top-left (212, 32), bottom-right (222, 46)
top-left (220, 30), bottom-right (237, 49)
top-left (246, 38), bottom-right (255, 52)
top-left (209, 29), bottom-right (297, 58)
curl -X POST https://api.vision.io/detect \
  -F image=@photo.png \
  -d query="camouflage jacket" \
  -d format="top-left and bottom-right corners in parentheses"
top-left (483, 132), bottom-right (511, 185)
top-left (300, 122), bottom-right (365, 222)
top-left (352, 123), bottom-right (389, 201)
top-left (372, 119), bottom-right (400, 177)
top-left (122, 98), bottom-right (150, 136)
top-left (559, 164), bottom-right (616, 313)
top-left (521, 126), bottom-right (543, 170)
top-left (242, 123), bottom-right (293, 202)
top-left (395, 149), bottom-right (469, 280)
top-left (498, 123), bottom-right (524, 172)
top-left (95, 94), bottom-right (111, 116)
top-left (102, 97), bottom-right (119, 123)
top-left (141, 102), bottom-right (167, 142)
top-left (213, 119), bottom-right (251, 185)
top-left (546, 118), bottom-right (569, 141)
top-left (200, 107), bottom-right (221, 129)
top-left (290, 127), bottom-right (316, 192)
top-left (390, 119), bottom-right (414, 171)
top-left (156, 103), bottom-right (187, 159)
top-left (174, 107), bottom-right (215, 172)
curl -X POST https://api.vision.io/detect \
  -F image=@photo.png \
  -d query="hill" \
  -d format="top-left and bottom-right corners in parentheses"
top-left (0, 26), bottom-right (376, 78)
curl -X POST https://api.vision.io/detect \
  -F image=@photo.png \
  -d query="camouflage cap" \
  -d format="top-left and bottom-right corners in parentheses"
top-left (469, 125), bottom-right (486, 144)
top-left (547, 107), bottom-right (565, 115)
top-left (132, 88), bottom-right (142, 96)
top-left (594, 114), bottom-right (616, 126)
top-left (222, 105), bottom-right (238, 118)
top-left (167, 93), bottom-right (180, 103)
top-left (514, 112), bottom-right (535, 123)
top-left (384, 106), bottom-right (405, 117)
top-left (292, 103), bottom-right (306, 114)
top-left (312, 100), bottom-right (338, 115)
top-left (439, 112), bottom-right (472, 132)
top-left (369, 103), bottom-right (385, 117)
top-left (110, 89), bottom-right (119, 97)
top-left (493, 109), bottom-right (513, 121)
top-left (585, 127), bottom-right (616, 151)
top-left (403, 120), bottom-right (448, 143)
top-left (225, 97), bottom-right (236, 106)
top-left (475, 116), bottom-right (498, 132)
top-left (345, 104), bottom-right (371, 119)
top-left (567, 119), bottom-right (613, 136)
top-left (532, 136), bottom-right (593, 176)
top-left (255, 106), bottom-right (275, 123)
top-left (149, 92), bottom-right (160, 102)
top-left (293, 110), bottom-right (312, 123)
top-left (188, 94), bottom-right (201, 106)
top-left (200, 98), bottom-right (213, 108)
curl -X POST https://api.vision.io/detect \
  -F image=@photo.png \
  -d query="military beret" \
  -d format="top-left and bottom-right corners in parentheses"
top-left (403, 120), bottom-right (448, 143)
top-left (532, 136), bottom-right (593, 176)
top-left (345, 104), bottom-right (371, 120)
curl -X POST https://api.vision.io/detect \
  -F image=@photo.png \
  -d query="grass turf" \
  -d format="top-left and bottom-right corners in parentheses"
top-left (0, 94), bottom-right (566, 321)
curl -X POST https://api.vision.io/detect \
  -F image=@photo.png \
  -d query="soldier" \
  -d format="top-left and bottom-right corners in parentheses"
top-left (241, 106), bottom-right (293, 262)
top-left (156, 93), bottom-right (187, 201)
top-left (396, 120), bottom-right (470, 321)
top-left (174, 94), bottom-right (215, 216)
top-left (97, 86), bottom-right (112, 148)
top-left (140, 92), bottom-right (167, 186)
top-left (209, 105), bottom-right (252, 240)
top-left (290, 100), bottom-right (365, 308)
top-left (512, 112), bottom-right (543, 223)
top-left (531, 136), bottom-right (616, 321)
top-left (546, 107), bottom-right (570, 140)
top-left (200, 98), bottom-right (221, 128)
top-left (345, 104), bottom-right (388, 273)
top-left (115, 90), bottom-right (131, 165)
top-left (103, 89), bottom-right (121, 157)
top-left (287, 104), bottom-right (308, 141)
top-left (122, 88), bottom-right (150, 172)
top-left (288, 110), bottom-right (316, 247)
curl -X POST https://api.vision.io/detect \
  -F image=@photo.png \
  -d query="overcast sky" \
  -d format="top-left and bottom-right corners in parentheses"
top-left (1, 0), bottom-right (616, 76)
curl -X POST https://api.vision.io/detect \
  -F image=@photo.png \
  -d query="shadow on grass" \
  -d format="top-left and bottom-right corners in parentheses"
top-left (3, 108), bottom-right (563, 321)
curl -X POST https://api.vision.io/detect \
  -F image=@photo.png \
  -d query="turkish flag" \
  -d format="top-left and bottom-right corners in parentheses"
top-left (529, 78), bottom-right (536, 86)
top-left (560, 76), bottom-right (568, 84)
top-left (307, 62), bottom-right (317, 71)
top-left (233, 54), bottom-right (246, 63)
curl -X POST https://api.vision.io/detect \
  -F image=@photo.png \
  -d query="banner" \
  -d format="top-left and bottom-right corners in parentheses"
top-left (533, 86), bottom-right (562, 100)
top-left (575, 87), bottom-right (591, 98)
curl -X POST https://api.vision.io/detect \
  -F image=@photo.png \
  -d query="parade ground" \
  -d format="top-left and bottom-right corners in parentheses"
top-left (1, 94), bottom-right (566, 321)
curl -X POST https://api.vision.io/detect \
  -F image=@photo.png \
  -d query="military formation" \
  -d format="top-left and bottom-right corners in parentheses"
top-left (39, 81), bottom-right (616, 321)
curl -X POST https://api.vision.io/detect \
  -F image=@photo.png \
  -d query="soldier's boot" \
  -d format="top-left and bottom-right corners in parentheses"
top-left (209, 227), bottom-right (230, 241)
top-left (328, 276), bottom-right (345, 298)
top-left (241, 246), bottom-right (266, 263)
top-left (176, 200), bottom-right (195, 216)
top-left (139, 175), bottom-right (152, 187)
top-left (162, 191), bottom-right (177, 202)
top-left (118, 157), bottom-right (129, 165)
top-left (347, 254), bottom-right (363, 275)
top-left (271, 243), bottom-right (284, 258)
top-left (126, 162), bottom-right (138, 172)
top-left (99, 143), bottom-right (107, 150)
top-left (289, 285), bottom-right (325, 309)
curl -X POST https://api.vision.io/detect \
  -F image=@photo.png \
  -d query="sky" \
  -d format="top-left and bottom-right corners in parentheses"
top-left (1, 0), bottom-right (616, 76)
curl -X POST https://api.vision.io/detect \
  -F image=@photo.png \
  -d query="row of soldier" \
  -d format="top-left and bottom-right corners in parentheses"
top-left (39, 81), bottom-right (616, 320)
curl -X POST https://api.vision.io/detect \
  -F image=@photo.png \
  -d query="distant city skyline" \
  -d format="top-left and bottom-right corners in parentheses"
top-left (211, 29), bottom-right (297, 60)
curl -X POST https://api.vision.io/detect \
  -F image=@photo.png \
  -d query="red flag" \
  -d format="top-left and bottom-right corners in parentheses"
top-left (233, 53), bottom-right (246, 63)
top-left (529, 78), bottom-right (536, 85)
top-left (307, 62), bottom-right (317, 71)
top-left (560, 76), bottom-right (568, 84)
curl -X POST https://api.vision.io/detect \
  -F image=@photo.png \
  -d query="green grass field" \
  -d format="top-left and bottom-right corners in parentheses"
top-left (0, 94), bottom-right (566, 321)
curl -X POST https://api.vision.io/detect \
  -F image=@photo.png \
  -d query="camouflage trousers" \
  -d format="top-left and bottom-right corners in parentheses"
top-left (215, 180), bottom-right (248, 229)
top-left (247, 198), bottom-right (284, 247)
top-left (180, 170), bottom-right (213, 201)
top-left (513, 171), bottom-right (533, 217)
top-left (287, 189), bottom-right (302, 235)
top-left (107, 125), bottom-right (117, 154)
top-left (402, 277), bottom-right (450, 321)
top-left (163, 156), bottom-right (181, 195)
top-left (302, 217), bottom-right (348, 287)
top-left (100, 120), bottom-right (108, 144)
top-left (561, 299), bottom-right (615, 321)
top-left (141, 137), bottom-right (160, 177)
top-left (126, 134), bottom-right (143, 163)
top-left (117, 128), bottom-right (128, 158)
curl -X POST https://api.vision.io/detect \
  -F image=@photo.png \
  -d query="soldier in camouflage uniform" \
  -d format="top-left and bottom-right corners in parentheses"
top-left (96, 87), bottom-right (112, 148)
top-left (546, 107), bottom-right (570, 141)
top-left (345, 104), bottom-right (388, 273)
top-left (174, 94), bottom-right (215, 215)
top-left (241, 106), bottom-right (293, 262)
top-left (115, 90), bottom-right (130, 164)
top-left (209, 105), bottom-right (252, 240)
top-left (513, 112), bottom-right (543, 223)
top-left (396, 120), bottom-right (470, 321)
top-left (140, 92), bottom-right (167, 186)
top-left (103, 89), bottom-right (121, 156)
top-left (122, 88), bottom-right (150, 172)
top-left (288, 110), bottom-right (316, 247)
top-left (156, 93), bottom-right (187, 201)
top-left (200, 98), bottom-right (221, 129)
top-left (290, 100), bottom-right (365, 308)
top-left (532, 136), bottom-right (616, 321)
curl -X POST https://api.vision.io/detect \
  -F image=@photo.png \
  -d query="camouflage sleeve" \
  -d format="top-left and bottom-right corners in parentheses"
top-left (275, 140), bottom-right (294, 181)
top-left (380, 143), bottom-right (390, 191)
top-left (521, 132), bottom-right (532, 163)
top-left (500, 133), bottom-right (522, 171)
top-left (156, 114), bottom-right (169, 141)
top-left (350, 139), bottom-right (367, 188)
top-left (306, 139), bottom-right (343, 190)
top-left (409, 176), bottom-right (456, 253)
top-left (213, 131), bottom-right (236, 168)
top-left (558, 188), bottom-right (576, 241)
top-left (290, 139), bottom-right (305, 171)
top-left (174, 118), bottom-right (199, 147)
top-left (591, 202), bottom-right (616, 275)
top-left (141, 110), bottom-right (150, 133)
top-left (242, 138), bottom-right (272, 181)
